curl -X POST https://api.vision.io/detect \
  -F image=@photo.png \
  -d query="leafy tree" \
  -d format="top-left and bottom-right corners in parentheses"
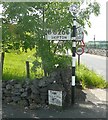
top-left (1, 1), bottom-right (100, 76)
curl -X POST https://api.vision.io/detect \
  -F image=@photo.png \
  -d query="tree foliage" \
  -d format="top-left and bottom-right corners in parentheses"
top-left (1, 1), bottom-right (100, 76)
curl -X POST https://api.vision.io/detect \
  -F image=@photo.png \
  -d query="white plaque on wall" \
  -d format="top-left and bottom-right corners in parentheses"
top-left (48, 90), bottom-right (62, 106)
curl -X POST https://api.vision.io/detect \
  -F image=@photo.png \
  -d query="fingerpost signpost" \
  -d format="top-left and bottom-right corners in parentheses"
top-left (46, 4), bottom-right (85, 107)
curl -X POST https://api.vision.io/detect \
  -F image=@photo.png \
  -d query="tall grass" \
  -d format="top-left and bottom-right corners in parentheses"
top-left (76, 64), bottom-right (108, 89)
top-left (3, 49), bottom-right (36, 80)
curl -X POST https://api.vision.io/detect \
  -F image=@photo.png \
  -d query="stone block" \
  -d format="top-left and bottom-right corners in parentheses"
top-left (12, 96), bottom-right (21, 102)
top-left (21, 92), bottom-right (28, 98)
top-left (32, 79), bottom-right (39, 86)
top-left (3, 90), bottom-right (12, 97)
top-left (18, 99), bottom-right (29, 107)
top-left (40, 92), bottom-right (48, 96)
top-left (9, 80), bottom-right (18, 86)
top-left (38, 80), bottom-right (47, 88)
top-left (29, 103), bottom-right (38, 110)
top-left (31, 85), bottom-right (39, 94)
top-left (14, 84), bottom-right (22, 89)
top-left (6, 84), bottom-right (12, 90)
top-left (30, 93), bottom-right (40, 100)
top-left (20, 88), bottom-right (25, 93)
top-left (11, 88), bottom-right (20, 95)
top-left (6, 97), bottom-right (13, 103)
top-left (39, 87), bottom-right (47, 93)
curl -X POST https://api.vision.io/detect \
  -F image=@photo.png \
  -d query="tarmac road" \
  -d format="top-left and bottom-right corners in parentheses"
top-left (79, 53), bottom-right (107, 81)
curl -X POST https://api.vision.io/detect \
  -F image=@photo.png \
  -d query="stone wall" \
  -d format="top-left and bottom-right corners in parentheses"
top-left (2, 67), bottom-right (74, 109)
top-left (87, 49), bottom-right (108, 57)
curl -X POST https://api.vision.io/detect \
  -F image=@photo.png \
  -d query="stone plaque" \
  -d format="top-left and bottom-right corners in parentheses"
top-left (48, 90), bottom-right (62, 106)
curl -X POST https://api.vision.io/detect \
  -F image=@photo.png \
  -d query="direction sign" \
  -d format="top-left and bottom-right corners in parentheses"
top-left (76, 47), bottom-right (84, 55)
top-left (46, 29), bottom-right (71, 41)
top-left (46, 27), bottom-right (84, 41)
top-left (76, 27), bottom-right (84, 41)
top-left (69, 4), bottom-right (78, 15)
top-left (76, 34), bottom-right (83, 41)
top-left (46, 34), bottom-right (71, 41)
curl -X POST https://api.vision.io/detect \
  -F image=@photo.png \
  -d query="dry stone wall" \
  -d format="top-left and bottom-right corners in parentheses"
top-left (2, 67), bottom-right (74, 109)
top-left (87, 49), bottom-right (108, 57)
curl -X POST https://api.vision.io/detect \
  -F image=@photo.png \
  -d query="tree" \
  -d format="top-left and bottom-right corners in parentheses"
top-left (2, 1), bottom-right (100, 76)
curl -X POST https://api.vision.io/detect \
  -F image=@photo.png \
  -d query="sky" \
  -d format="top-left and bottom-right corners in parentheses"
top-left (0, 0), bottom-right (107, 42)
top-left (84, 0), bottom-right (107, 42)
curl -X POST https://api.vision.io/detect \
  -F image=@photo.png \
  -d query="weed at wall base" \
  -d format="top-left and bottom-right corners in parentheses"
top-left (76, 64), bottom-right (108, 89)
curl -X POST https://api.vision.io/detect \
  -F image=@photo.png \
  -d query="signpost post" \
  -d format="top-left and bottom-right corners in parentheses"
top-left (69, 4), bottom-right (78, 104)
top-left (46, 29), bottom-right (71, 107)
top-left (46, 4), bottom-right (85, 106)
top-left (76, 30), bottom-right (85, 66)
top-left (76, 47), bottom-right (84, 66)
top-left (76, 27), bottom-right (84, 41)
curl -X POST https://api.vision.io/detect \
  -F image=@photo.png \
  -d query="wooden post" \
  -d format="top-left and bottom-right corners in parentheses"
top-left (78, 55), bottom-right (80, 66)
top-left (0, 53), bottom-right (2, 80)
top-left (26, 61), bottom-right (30, 79)
top-left (1, 52), bottom-right (5, 74)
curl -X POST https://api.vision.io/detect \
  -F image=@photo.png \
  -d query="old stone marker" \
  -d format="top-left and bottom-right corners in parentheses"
top-left (48, 90), bottom-right (62, 107)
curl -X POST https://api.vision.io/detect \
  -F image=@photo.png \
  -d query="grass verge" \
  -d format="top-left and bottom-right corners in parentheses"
top-left (76, 64), bottom-right (108, 89)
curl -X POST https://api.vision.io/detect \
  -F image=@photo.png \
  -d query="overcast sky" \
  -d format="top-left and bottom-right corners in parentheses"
top-left (84, 0), bottom-right (107, 42)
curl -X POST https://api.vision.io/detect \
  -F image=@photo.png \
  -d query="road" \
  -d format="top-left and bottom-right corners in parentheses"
top-left (77, 53), bottom-right (107, 81)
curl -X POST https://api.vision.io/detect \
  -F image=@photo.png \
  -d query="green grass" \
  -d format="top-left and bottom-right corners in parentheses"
top-left (3, 49), bottom-right (37, 80)
top-left (76, 64), bottom-right (108, 89)
top-left (3, 50), bottom-right (108, 89)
